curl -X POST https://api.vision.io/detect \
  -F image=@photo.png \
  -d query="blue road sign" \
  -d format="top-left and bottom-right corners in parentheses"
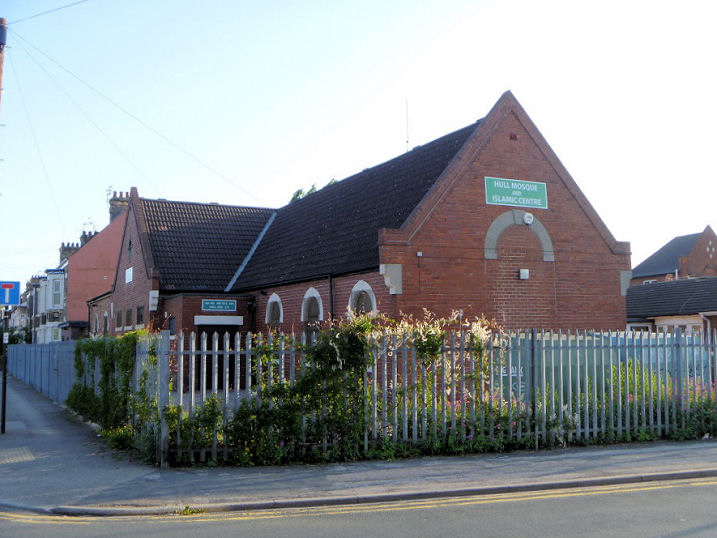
top-left (0, 281), bottom-right (21, 306)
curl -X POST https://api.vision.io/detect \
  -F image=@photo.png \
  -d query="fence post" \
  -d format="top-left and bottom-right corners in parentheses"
top-left (531, 329), bottom-right (538, 451)
top-left (675, 327), bottom-right (685, 427)
top-left (158, 330), bottom-right (171, 469)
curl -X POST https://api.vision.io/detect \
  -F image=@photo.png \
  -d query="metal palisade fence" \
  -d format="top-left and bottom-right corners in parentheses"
top-left (142, 328), bottom-right (717, 467)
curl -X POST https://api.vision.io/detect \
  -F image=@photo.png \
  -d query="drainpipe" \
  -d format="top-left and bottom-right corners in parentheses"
top-left (328, 275), bottom-right (334, 320)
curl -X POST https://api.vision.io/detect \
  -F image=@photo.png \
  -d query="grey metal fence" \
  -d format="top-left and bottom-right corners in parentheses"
top-left (7, 341), bottom-right (77, 405)
top-left (144, 328), bottom-right (717, 466)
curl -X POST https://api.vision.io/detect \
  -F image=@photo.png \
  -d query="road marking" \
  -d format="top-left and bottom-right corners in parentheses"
top-left (4, 477), bottom-right (717, 526)
top-left (0, 446), bottom-right (35, 465)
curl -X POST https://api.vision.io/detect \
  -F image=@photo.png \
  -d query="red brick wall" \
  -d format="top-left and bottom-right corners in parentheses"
top-left (379, 107), bottom-right (630, 330)
top-left (682, 227), bottom-right (717, 277)
top-left (109, 206), bottom-right (155, 334)
top-left (67, 213), bottom-right (126, 323)
top-left (160, 294), bottom-right (252, 335)
top-left (88, 294), bottom-right (112, 336)
top-left (253, 271), bottom-right (393, 333)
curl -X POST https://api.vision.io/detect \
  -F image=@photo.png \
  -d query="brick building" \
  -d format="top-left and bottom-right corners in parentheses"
top-left (63, 194), bottom-right (128, 339)
top-left (631, 225), bottom-right (717, 285)
top-left (230, 91), bottom-right (631, 332)
top-left (627, 277), bottom-right (717, 333)
top-left (96, 92), bottom-right (631, 336)
top-left (89, 190), bottom-right (274, 336)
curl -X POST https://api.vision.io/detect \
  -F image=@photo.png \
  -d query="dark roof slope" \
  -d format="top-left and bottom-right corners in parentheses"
top-left (232, 121), bottom-right (481, 290)
top-left (140, 198), bottom-right (274, 291)
top-left (632, 233), bottom-right (700, 278)
top-left (626, 277), bottom-right (717, 320)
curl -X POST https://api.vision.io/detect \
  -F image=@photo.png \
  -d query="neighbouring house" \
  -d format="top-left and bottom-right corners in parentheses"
top-left (94, 91), bottom-right (631, 336)
top-left (631, 225), bottom-right (717, 286)
top-left (31, 266), bottom-right (66, 344)
top-left (62, 193), bottom-right (128, 340)
top-left (626, 277), bottom-right (717, 334)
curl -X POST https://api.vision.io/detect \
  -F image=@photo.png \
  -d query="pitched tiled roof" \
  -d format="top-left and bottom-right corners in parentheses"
top-left (632, 233), bottom-right (700, 278)
top-left (140, 198), bottom-right (274, 291)
top-left (626, 277), bottom-right (717, 320)
top-left (231, 120), bottom-right (481, 291)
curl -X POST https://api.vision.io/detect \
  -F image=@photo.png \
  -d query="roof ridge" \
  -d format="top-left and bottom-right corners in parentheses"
top-left (280, 120), bottom-right (482, 210)
top-left (141, 196), bottom-right (275, 211)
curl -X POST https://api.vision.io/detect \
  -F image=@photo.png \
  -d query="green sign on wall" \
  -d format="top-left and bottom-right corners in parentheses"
top-left (202, 299), bottom-right (237, 312)
top-left (484, 177), bottom-right (548, 209)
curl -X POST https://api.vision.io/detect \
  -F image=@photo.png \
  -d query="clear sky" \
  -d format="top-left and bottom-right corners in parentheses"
top-left (1, 0), bottom-right (715, 286)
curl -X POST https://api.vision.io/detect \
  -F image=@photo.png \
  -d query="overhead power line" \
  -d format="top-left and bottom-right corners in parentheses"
top-left (8, 29), bottom-right (265, 204)
top-left (9, 1), bottom-right (92, 25)
top-left (7, 53), bottom-right (66, 237)
top-left (12, 35), bottom-right (158, 190)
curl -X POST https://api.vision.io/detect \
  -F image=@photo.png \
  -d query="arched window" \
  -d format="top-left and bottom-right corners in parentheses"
top-left (265, 293), bottom-right (283, 328)
top-left (301, 288), bottom-right (323, 343)
top-left (349, 280), bottom-right (377, 316)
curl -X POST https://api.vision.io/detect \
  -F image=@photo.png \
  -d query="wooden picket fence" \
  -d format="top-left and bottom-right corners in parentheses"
top-left (142, 328), bottom-right (717, 467)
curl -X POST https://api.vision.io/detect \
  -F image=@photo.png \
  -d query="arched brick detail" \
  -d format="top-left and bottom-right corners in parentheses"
top-left (484, 209), bottom-right (554, 262)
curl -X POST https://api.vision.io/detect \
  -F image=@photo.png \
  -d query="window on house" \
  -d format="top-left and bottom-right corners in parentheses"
top-left (301, 288), bottom-right (323, 344)
top-left (116, 310), bottom-right (122, 330)
top-left (136, 305), bottom-right (144, 326)
top-left (103, 313), bottom-right (109, 335)
top-left (125, 267), bottom-right (133, 284)
top-left (168, 317), bottom-right (177, 336)
top-left (266, 293), bottom-right (282, 328)
top-left (126, 309), bottom-right (133, 328)
top-left (94, 314), bottom-right (99, 334)
top-left (349, 281), bottom-right (376, 315)
top-left (52, 279), bottom-right (62, 307)
top-left (303, 297), bottom-right (320, 343)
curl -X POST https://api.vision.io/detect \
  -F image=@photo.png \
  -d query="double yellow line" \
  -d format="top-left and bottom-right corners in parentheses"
top-left (3, 477), bottom-right (717, 526)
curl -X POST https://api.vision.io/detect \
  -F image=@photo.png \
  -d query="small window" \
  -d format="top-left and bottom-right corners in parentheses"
top-left (137, 305), bottom-right (144, 325)
top-left (126, 308), bottom-right (133, 328)
top-left (103, 313), bottom-right (109, 335)
top-left (303, 296), bottom-right (320, 343)
top-left (349, 280), bottom-right (376, 315)
top-left (116, 310), bottom-right (122, 330)
top-left (52, 279), bottom-right (62, 307)
top-left (125, 267), bottom-right (133, 284)
top-left (94, 313), bottom-right (99, 334)
top-left (266, 293), bottom-right (283, 328)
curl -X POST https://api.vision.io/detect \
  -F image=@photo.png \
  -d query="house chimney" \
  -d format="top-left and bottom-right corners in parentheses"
top-left (59, 241), bottom-right (80, 263)
top-left (80, 230), bottom-right (96, 246)
top-left (109, 191), bottom-right (129, 222)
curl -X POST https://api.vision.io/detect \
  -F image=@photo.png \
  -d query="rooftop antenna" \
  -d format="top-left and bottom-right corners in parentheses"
top-left (405, 97), bottom-right (410, 153)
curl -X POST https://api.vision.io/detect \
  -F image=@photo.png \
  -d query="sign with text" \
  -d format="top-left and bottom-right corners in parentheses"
top-left (485, 177), bottom-right (548, 209)
top-left (202, 299), bottom-right (237, 312)
top-left (0, 281), bottom-right (20, 306)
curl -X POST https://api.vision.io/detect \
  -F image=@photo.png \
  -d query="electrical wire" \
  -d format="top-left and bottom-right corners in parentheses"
top-left (9, 29), bottom-right (266, 204)
top-left (9, 1), bottom-right (92, 25)
top-left (11, 36), bottom-right (158, 191)
top-left (6, 53), bottom-right (67, 238)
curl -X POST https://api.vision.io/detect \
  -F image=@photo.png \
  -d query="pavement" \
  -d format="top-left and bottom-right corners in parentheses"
top-left (3, 374), bottom-right (717, 517)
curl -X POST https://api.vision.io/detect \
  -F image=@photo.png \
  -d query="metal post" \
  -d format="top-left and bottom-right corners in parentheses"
top-left (1, 312), bottom-right (7, 434)
top-left (158, 330), bottom-right (171, 469)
